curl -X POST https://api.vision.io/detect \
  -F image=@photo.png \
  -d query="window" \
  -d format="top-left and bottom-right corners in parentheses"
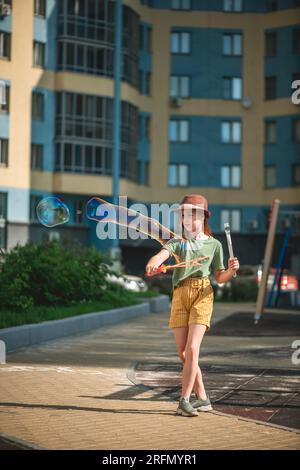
top-left (33, 41), bottom-right (45, 67)
top-left (292, 119), bottom-right (300, 142)
top-left (168, 165), bottom-right (177, 186)
top-left (0, 192), bottom-right (7, 249)
top-left (265, 32), bottom-right (277, 57)
top-left (74, 200), bottom-right (83, 224)
top-left (0, 83), bottom-right (9, 112)
top-left (66, 43), bottom-right (75, 66)
top-left (266, 0), bottom-right (278, 11)
top-left (140, 26), bottom-right (152, 52)
top-left (0, 191), bottom-right (7, 218)
top-left (265, 76), bottom-right (277, 100)
top-left (85, 146), bottom-right (93, 172)
top-left (139, 25), bottom-right (144, 50)
top-left (55, 94), bottom-right (138, 181)
top-left (293, 164), bottom-right (300, 186)
top-left (293, 29), bottom-right (300, 54)
top-left (138, 115), bottom-right (143, 138)
top-left (169, 120), bottom-right (189, 142)
top-left (32, 92), bottom-right (44, 120)
top-left (57, 5), bottom-right (139, 89)
top-left (64, 143), bottom-right (72, 171)
top-left (221, 166), bottom-right (241, 187)
top-left (0, 32), bottom-right (11, 59)
top-left (138, 71), bottom-right (151, 96)
top-left (74, 145), bottom-right (82, 172)
top-left (66, 0), bottom-right (84, 15)
top-left (168, 164), bottom-right (189, 186)
top-left (223, 0), bottom-right (243, 12)
top-left (221, 121), bottom-right (241, 143)
top-left (147, 28), bottom-right (152, 53)
top-left (223, 34), bottom-right (243, 56)
top-left (223, 77), bottom-right (242, 100)
top-left (30, 195), bottom-right (41, 222)
top-left (170, 76), bottom-right (191, 98)
top-left (144, 161), bottom-right (150, 185)
top-left (265, 121), bottom-right (277, 143)
top-left (145, 116), bottom-right (151, 140)
top-left (171, 0), bottom-right (191, 10)
top-left (0, 138), bottom-right (8, 166)
top-left (221, 209), bottom-right (241, 232)
top-left (171, 32), bottom-right (191, 54)
top-left (265, 165), bottom-right (276, 188)
top-left (138, 71), bottom-right (143, 94)
top-left (145, 71), bottom-right (151, 95)
top-left (34, 0), bottom-right (46, 17)
top-left (31, 144), bottom-right (43, 170)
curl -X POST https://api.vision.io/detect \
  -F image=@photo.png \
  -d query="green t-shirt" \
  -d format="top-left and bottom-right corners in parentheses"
top-left (162, 235), bottom-right (225, 288)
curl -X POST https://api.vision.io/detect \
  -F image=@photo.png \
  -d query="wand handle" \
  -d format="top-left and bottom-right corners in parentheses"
top-left (145, 265), bottom-right (167, 277)
top-left (225, 231), bottom-right (237, 278)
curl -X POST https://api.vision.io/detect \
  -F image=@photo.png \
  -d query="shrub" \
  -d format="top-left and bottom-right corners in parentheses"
top-left (0, 242), bottom-right (126, 311)
top-left (217, 279), bottom-right (258, 302)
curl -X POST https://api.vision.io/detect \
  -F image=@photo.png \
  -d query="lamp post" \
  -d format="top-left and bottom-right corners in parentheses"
top-left (111, 0), bottom-right (122, 270)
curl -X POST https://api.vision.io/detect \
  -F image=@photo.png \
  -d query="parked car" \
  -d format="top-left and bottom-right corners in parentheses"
top-left (257, 266), bottom-right (298, 292)
top-left (105, 272), bottom-right (148, 292)
top-left (211, 264), bottom-right (298, 296)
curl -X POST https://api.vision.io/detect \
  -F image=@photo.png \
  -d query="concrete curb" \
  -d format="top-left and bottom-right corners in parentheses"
top-left (138, 294), bottom-right (170, 313)
top-left (0, 302), bottom-right (150, 353)
top-left (0, 432), bottom-right (45, 450)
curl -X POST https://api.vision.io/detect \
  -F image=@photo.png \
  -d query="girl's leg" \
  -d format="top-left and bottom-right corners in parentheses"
top-left (181, 324), bottom-right (207, 400)
top-left (172, 326), bottom-right (188, 363)
top-left (172, 326), bottom-right (207, 400)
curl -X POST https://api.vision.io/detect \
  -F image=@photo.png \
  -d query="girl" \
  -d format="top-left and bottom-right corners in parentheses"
top-left (145, 194), bottom-right (239, 417)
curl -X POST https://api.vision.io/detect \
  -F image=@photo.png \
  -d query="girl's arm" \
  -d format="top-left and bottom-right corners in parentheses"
top-left (214, 257), bottom-right (239, 283)
top-left (145, 248), bottom-right (170, 275)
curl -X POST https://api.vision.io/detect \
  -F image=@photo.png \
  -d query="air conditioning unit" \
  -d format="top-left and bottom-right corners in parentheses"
top-left (170, 97), bottom-right (182, 108)
top-left (241, 97), bottom-right (253, 109)
top-left (248, 219), bottom-right (258, 230)
top-left (0, 4), bottom-right (12, 17)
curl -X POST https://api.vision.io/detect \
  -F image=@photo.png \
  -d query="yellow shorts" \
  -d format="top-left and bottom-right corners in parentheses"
top-left (169, 277), bottom-right (214, 329)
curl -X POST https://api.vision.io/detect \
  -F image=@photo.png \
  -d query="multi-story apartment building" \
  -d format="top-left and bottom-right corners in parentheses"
top-left (0, 0), bottom-right (299, 275)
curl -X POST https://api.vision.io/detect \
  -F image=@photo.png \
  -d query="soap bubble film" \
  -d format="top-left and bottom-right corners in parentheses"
top-left (36, 197), bottom-right (70, 227)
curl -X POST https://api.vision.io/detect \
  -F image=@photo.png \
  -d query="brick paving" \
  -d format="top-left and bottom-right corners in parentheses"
top-left (0, 302), bottom-right (299, 450)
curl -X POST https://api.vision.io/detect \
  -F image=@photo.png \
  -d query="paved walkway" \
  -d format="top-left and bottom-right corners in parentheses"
top-left (0, 302), bottom-right (299, 450)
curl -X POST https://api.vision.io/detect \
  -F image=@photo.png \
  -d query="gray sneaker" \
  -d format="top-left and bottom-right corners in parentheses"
top-left (191, 394), bottom-right (213, 412)
top-left (176, 397), bottom-right (199, 417)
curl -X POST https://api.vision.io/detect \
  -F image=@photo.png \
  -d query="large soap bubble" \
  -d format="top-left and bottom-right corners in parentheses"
top-left (36, 197), bottom-right (70, 227)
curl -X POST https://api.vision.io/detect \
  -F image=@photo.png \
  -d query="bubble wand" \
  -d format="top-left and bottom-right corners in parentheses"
top-left (145, 256), bottom-right (210, 277)
top-left (36, 196), bottom-right (211, 278)
top-left (86, 196), bottom-right (184, 263)
top-left (224, 222), bottom-right (237, 278)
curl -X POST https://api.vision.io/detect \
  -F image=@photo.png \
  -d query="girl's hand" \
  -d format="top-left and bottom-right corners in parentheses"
top-left (228, 257), bottom-right (239, 275)
top-left (145, 260), bottom-right (167, 275)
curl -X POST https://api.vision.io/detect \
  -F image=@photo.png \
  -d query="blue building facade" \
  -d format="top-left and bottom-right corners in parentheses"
top-left (0, 0), bottom-right (299, 275)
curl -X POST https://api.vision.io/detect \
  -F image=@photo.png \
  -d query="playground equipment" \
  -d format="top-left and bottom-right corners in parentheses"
top-left (255, 201), bottom-right (300, 323)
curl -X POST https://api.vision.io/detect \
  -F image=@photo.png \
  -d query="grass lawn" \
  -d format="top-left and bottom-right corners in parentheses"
top-left (0, 289), bottom-right (161, 329)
